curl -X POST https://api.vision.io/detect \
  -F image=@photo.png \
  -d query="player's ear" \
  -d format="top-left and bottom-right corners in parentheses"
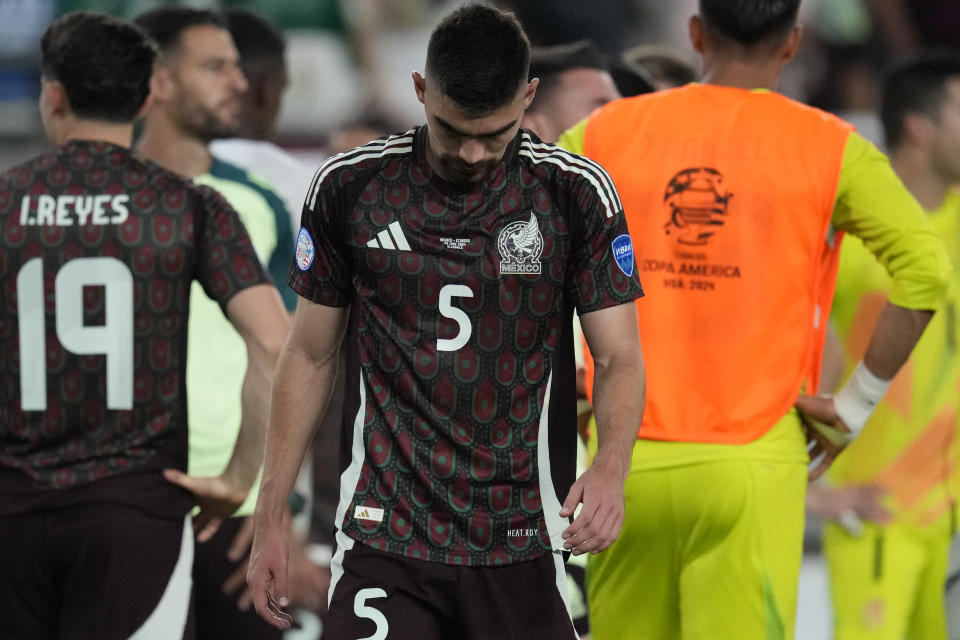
top-left (523, 78), bottom-right (539, 110)
top-left (903, 112), bottom-right (936, 148)
top-left (689, 15), bottom-right (705, 54)
top-left (41, 79), bottom-right (70, 119)
top-left (150, 62), bottom-right (175, 103)
top-left (412, 71), bottom-right (427, 105)
top-left (780, 25), bottom-right (803, 63)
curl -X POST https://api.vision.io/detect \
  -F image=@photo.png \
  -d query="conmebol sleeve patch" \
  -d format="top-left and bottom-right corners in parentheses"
top-left (296, 227), bottom-right (315, 271)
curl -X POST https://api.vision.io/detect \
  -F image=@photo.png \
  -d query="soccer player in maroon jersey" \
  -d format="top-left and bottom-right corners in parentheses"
top-left (0, 12), bottom-right (288, 639)
top-left (247, 4), bottom-right (646, 637)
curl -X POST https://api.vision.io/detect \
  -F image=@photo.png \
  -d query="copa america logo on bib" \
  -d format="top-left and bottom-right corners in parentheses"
top-left (295, 227), bottom-right (315, 271)
top-left (612, 234), bottom-right (635, 276)
top-left (498, 212), bottom-right (543, 275)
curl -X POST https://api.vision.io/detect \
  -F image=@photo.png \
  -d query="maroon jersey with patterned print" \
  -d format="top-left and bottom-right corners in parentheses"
top-left (290, 127), bottom-right (642, 566)
top-left (0, 140), bottom-right (268, 518)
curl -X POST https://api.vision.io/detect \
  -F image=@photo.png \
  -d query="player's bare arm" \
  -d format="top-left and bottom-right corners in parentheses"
top-left (164, 283), bottom-right (290, 536)
top-left (799, 301), bottom-right (934, 480)
top-left (560, 302), bottom-right (644, 555)
top-left (248, 297), bottom-right (348, 629)
top-left (799, 136), bottom-right (949, 479)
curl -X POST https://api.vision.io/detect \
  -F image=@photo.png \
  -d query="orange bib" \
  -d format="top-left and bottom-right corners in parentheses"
top-left (582, 85), bottom-right (852, 443)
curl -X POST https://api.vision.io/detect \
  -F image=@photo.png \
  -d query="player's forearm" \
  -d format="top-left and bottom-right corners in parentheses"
top-left (221, 285), bottom-right (291, 491)
top-left (221, 343), bottom-right (280, 493)
top-left (590, 345), bottom-right (645, 479)
top-left (862, 302), bottom-right (933, 379)
top-left (255, 343), bottom-right (339, 526)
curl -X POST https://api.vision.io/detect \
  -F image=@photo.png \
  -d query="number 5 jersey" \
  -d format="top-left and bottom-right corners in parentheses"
top-left (288, 127), bottom-right (643, 567)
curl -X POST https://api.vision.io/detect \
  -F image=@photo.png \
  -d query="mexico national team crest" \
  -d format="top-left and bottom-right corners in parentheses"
top-left (295, 227), bottom-right (315, 271)
top-left (498, 212), bottom-right (543, 275)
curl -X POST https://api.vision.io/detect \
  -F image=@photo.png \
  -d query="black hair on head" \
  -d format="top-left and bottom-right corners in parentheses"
top-left (41, 11), bottom-right (157, 122)
top-left (881, 51), bottom-right (960, 148)
top-left (699, 0), bottom-right (800, 47)
top-left (426, 4), bottom-right (530, 115)
top-left (133, 6), bottom-right (226, 55)
top-left (223, 8), bottom-right (285, 68)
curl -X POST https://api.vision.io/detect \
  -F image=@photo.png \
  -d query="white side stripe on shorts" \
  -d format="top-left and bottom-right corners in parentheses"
top-left (128, 514), bottom-right (194, 640)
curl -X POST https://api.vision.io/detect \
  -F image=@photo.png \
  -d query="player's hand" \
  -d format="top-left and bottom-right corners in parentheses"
top-left (806, 484), bottom-right (892, 536)
top-left (558, 461), bottom-right (626, 555)
top-left (247, 519), bottom-right (294, 630)
top-left (795, 394), bottom-right (853, 482)
top-left (163, 469), bottom-right (248, 541)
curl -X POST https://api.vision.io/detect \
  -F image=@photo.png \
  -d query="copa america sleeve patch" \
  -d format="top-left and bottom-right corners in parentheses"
top-left (612, 234), bottom-right (635, 276)
top-left (295, 227), bottom-right (315, 271)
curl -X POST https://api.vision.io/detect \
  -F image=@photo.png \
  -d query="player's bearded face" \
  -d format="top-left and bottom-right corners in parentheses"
top-left (166, 25), bottom-right (248, 143)
top-left (175, 86), bottom-right (243, 142)
top-left (420, 79), bottom-right (531, 185)
top-left (433, 151), bottom-right (502, 184)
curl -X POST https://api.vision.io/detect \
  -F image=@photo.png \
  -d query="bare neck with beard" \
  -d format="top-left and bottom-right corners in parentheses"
top-left (175, 90), bottom-right (240, 145)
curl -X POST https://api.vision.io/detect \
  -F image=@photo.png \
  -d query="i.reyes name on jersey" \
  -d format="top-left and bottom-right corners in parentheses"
top-left (19, 193), bottom-right (129, 226)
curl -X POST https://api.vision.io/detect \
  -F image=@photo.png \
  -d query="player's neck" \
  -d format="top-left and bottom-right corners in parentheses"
top-left (891, 148), bottom-right (951, 212)
top-left (136, 112), bottom-right (213, 178)
top-left (59, 120), bottom-right (133, 149)
top-left (698, 56), bottom-right (783, 92)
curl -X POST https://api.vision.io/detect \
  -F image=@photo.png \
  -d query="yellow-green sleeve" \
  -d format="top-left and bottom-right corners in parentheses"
top-left (556, 118), bottom-right (588, 155)
top-left (832, 131), bottom-right (952, 310)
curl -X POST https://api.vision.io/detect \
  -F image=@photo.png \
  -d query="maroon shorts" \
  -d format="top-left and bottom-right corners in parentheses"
top-left (324, 532), bottom-right (578, 640)
top-left (0, 504), bottom-right (193, 640)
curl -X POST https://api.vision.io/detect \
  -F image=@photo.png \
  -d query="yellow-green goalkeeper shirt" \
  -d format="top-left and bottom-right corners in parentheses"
top-left (827, 188), bottom-right (960, 527)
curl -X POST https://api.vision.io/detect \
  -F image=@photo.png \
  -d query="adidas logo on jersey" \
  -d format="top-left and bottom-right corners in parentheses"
top-left (354, 505), bottom-right (385, 522)
top-left (366, 221), bottom-right (411, 251)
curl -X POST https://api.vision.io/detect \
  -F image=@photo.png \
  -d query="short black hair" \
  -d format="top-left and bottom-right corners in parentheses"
top-left (621, 45), bottom-right (696, 89)
top-left (133, 6), bottom-right (227, 55)
top-left (223, 8), bottom-right (285, 70)
top-left (527, 41), bottom-right (609, 113)
top-left (41, 11), bottom-right (156, 122)
top-left (882, 52), bottom-right (960, 148)
top-left (699, 0), bottom-right (800, 48)
top-left (426, 4), bottom-right (530, 115)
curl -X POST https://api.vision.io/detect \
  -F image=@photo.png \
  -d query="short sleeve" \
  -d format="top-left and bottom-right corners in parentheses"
top-left (563, 160), bottom-right (644, 314)
top-left (286, 170), bottom-right (354, 307)
top-left (193, 185), bottom-right (271, 309)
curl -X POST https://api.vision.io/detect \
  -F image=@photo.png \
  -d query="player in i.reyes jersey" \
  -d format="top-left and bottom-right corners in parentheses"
top-left (247, 4), bottom-right (646, 638)
top-left (0, 12), bottom-right (289, 639)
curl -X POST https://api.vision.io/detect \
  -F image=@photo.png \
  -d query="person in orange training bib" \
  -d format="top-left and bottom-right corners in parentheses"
top-left (559, 1), bottom-right (952, 638)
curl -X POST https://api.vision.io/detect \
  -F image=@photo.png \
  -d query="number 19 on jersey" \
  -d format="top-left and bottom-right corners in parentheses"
top-left (17, 257), bottom-right (134, 411)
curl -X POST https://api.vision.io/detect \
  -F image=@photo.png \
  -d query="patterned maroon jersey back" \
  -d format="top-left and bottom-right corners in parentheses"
top-left (0, 140), bottom-right (267, 517)
top-left (290, 128), bottom-right (642, 566)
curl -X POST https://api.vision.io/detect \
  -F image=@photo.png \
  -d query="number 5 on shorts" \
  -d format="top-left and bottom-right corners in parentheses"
top-left (354, 587), bottom-right (389, 640)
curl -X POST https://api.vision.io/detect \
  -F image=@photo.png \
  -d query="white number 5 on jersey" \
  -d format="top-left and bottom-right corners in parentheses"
top-left (437, 284), bottom-right (474, 352)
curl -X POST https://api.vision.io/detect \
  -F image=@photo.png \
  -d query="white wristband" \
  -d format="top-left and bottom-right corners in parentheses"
top-left (832, 361), bottom-right (891, 437)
